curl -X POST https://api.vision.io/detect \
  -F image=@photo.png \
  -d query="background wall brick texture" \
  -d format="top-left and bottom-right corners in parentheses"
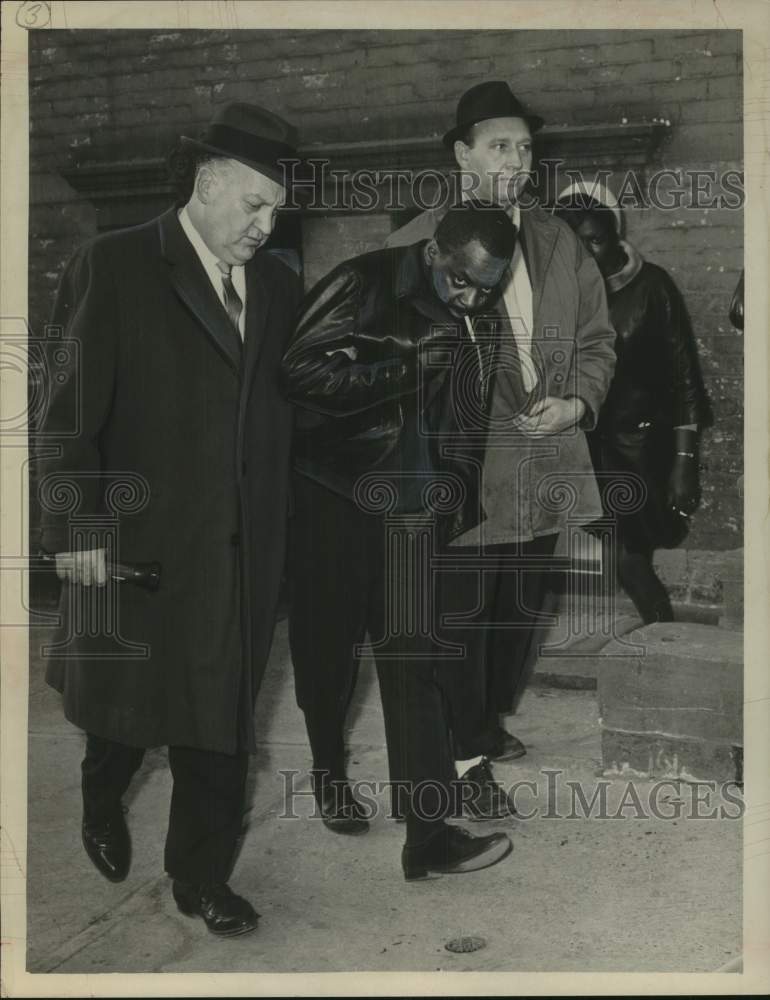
top-left (28, 28), bottom-right (743, 565)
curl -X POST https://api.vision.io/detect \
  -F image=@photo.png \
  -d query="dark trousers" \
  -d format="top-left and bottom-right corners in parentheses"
top-left (587, 432), bottom-right (677, 624)
top-left (82, 734), bottom-right (249, 885)
top-left (289, 474), bottom-right (462, 847)
top-left (616, 541), bottom-right (675, 624)
top-left (437, 534), bottom-right (559, 734)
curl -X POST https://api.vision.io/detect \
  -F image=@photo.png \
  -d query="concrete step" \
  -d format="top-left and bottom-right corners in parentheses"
top-left (597, 621), bottom-right (743, 782)
top-left (529, 592), bottom-right (722, 690)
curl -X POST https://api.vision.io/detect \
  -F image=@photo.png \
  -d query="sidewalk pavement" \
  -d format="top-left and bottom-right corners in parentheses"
top-left (26, 620), bottom-right (741, 974)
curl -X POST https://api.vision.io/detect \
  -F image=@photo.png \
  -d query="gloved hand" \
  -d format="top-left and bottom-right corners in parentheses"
top-left (668, 427), bottom-right (701, 516)
top-left (668, 456), bottom-right (700, 516)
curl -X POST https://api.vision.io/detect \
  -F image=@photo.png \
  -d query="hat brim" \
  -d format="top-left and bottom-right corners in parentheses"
top-left (443, 113), bottom-right (545, 149)
top-left (179, 135), bottom-right (296, 190)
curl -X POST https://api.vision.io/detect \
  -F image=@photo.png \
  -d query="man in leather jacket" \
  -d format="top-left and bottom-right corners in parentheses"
top-left (281, 202), bottom-right (518, 880)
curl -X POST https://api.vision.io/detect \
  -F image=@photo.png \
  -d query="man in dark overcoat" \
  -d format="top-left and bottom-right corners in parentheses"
top-left (282, 202), bottom-right (517, 880)
top-left (36, 103), bottom-right (302, 937)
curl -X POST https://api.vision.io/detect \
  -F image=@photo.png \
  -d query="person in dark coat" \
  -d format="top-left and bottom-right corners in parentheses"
top-left (555, 182), bottom-right (711, 623)
top-left (36, 103), bottom-right (302, 936)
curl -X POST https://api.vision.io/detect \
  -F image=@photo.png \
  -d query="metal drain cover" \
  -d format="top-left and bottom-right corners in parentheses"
top-left (445, 935), bottom-right (487, 954)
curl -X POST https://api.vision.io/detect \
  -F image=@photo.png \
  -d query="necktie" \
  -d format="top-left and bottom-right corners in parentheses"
top-left (464, 315), bottom-right (491, 409)
top-left (216, 261), bottom-right (243, 336)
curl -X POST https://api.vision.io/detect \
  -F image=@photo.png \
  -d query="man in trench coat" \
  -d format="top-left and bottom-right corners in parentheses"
top-left (36, 102), bottom-right (302, 937)
top-left (387, 81), bottom-right (616, 780)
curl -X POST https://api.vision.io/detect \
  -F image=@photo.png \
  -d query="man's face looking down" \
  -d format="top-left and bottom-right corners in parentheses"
top-left (425, 237), bottom-right (509, 318)
top-left (193, 157), bottom-right (286, 266)
top-left (454, 116), bottom-right (534, 208)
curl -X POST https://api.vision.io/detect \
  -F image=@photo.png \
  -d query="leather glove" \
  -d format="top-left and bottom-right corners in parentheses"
top-left (668, 427), bottom-right (701, 516)
top-left (668, 456), bottom-right (700, 515)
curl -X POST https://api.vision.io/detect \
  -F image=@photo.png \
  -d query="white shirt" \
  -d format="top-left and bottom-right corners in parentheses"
top-left (500, 204), bottom-right (537, 392)
top-left (178, 206), bottom-right (247, 339)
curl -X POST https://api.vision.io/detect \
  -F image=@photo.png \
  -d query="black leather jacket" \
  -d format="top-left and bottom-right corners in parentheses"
top-left (280, 242), bottom-right (492, 542)
top-left (598, 258), bottom-right (710, 436)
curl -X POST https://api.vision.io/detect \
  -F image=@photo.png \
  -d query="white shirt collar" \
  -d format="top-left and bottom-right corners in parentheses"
top-left (178, 204), bottom-right (224, 274)
top-left (178, 205), bottom-right (246, 337)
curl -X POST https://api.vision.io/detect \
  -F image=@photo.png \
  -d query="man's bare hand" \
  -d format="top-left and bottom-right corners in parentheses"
top-left (514, 396), bottom-right (586, 436)
top-left (54, 548), bottom-right (107, 586)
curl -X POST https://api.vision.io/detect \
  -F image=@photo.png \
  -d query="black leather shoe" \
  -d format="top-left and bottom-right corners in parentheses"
top-left (457, 758), bottom-right (517, 820)
top-left (316, 782), bottom-right (370, 836)
top-left (172, 881), bottom-right (260, 937)
top-left (488, 727), bottom-right (526, 762)
top-left (82, 808), bottom-right (130, 883)
top-left (402, 824), bottom-right (512, 881)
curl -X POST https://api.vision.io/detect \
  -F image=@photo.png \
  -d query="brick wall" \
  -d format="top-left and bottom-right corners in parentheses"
top-left (28, 27), bottom-right (743, 565)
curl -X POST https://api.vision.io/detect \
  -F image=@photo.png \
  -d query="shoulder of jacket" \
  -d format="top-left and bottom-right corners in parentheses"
top-left (265, 247), bottom-right (300, 274)
top-left (327, 247), bottom-right (398, 285)
top-left (623, 260), bottom-right (671, 298)
top-left (385, 207), bottom-right (444, 247)
top-left (546, 211), bottom-right (578, 243)
top-left (529, 207), bottom-right (578, 246)
top-left (75, 215), bottom-right (161, 263)
top-left (302, 255), bottom-right (364, 309)
top-left (523, 205), bottom-right (580, 253)
top-left (646, 264), bottom-right (688, 313)
top-left (640, 260), bottom-right (675, 287)
top-left (262, 248), bottom-right (304, 291)
top-left (544, 213), bottom-right (593, 271)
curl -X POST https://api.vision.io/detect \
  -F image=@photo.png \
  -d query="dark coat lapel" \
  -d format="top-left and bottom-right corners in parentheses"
top-left (158, 208), bottom-right (243, 371)
top-left (241, 252), bottom-right (272, 387)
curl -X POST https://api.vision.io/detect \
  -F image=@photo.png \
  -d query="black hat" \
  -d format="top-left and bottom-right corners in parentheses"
top-left (443, 81), bottom-right (545, 148)
top-left (180, 102), bottom-right (299, 188)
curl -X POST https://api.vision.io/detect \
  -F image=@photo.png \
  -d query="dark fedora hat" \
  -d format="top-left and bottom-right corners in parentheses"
top-left (180, 101), bottom-right (299, 188)
top-left (443, 81), bottom-right (545, 148)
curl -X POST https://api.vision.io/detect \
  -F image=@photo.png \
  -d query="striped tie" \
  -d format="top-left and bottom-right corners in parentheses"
top-left (216, 261), bottom-right (243, 335)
